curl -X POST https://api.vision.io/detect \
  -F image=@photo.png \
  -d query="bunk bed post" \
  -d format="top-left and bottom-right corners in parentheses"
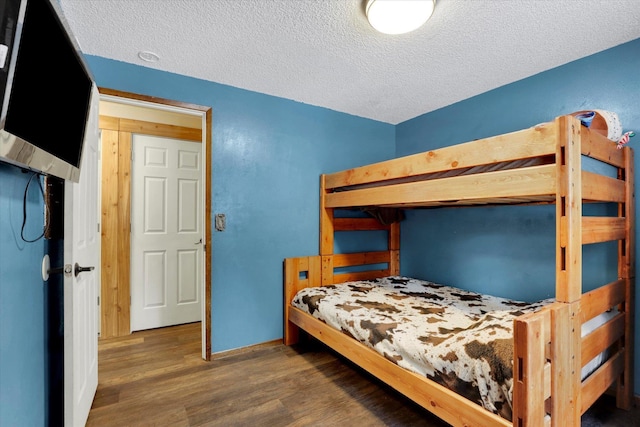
top-left (320, 174), bottom-right (335, 285)
top-left (389, 221), bottom-right (400, 275)
top-left (617, 146), bottom-right (635, 409)
top-left (619, 146), bottom-right (636, 279)
top-left (556, 115), bottom-right (583, 303)
top-left (550, 300), bottom-right (580, 426)
top-left (554, 115), bottom-right (583, 424)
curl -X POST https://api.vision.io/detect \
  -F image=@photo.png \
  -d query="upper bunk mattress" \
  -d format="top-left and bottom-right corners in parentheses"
top-left (291, 276), bottom-right (553, 421)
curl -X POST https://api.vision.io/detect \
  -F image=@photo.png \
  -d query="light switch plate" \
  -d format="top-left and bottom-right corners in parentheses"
top-left (215, 213), bottom-right (226, 231)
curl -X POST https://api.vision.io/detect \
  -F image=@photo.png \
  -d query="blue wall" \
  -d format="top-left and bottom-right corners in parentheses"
top-left (396, 38), bottom-right (640, 390)
top-left (0, 164), bottom-right (47, 425)
top-left (85, 57), bottom-right (396, 351)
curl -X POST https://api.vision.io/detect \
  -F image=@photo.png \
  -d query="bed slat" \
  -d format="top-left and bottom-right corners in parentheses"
top-left (580, 128), bottom-right (625, 169)
top-left (334, 217), bottom-right (389, 231)
top-left (580, 279), bottom-right (625, 323)
top-left (580, 350), bottom-right (625, 414)
top-left (581, 217), bottom-right (627, 245)
top-left (326, 165), bottom-right (556, 208)
top-left (581, 313), bottom-right (624, 366)
top-left (333, 270), bottom-right (389, 283)
top-left (378, 196), bottom-right (557, 208)
top-left (582, 171), bottom-right (626, 203)
top-left (333, 251), bottom-right (389, 267)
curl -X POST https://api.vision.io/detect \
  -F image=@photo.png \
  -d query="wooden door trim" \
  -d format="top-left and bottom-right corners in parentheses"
top-left (98, 88), bottom-right (213, 361)
top-left (117, 130), bottom-right (132, 336)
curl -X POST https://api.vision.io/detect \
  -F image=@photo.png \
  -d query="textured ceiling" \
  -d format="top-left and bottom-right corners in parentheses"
top-left (59, 0), bottom-right (640, 125)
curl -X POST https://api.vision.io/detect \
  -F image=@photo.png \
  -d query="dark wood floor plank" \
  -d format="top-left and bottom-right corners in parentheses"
top-left (88, 322), bottom-right (638, 427)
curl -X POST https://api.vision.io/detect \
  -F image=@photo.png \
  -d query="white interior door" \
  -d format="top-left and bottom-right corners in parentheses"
top-left (64, 86), bottom-right (100, 426)
top-left (130, 134), bottom-right (203, 331)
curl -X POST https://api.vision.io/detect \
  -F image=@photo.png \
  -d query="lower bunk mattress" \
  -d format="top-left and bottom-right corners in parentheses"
top-left (291, 276), bottom-right (612, 421)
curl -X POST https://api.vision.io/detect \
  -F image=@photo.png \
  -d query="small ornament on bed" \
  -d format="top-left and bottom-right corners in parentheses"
top-left (575, 111), bottom-right (595, 128)
top-left (617, 131), bottom-right (635, 149)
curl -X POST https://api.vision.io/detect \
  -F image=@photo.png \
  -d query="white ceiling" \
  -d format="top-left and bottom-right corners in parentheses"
top-left (59, 0), bottom-right (640, 125)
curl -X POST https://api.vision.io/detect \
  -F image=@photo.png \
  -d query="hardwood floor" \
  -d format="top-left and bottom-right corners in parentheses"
top-left (89, 322), bottom-right (638, 426)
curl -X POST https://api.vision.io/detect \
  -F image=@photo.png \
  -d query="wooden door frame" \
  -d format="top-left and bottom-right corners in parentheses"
top-left (97, 87), bottom-right (212, 360)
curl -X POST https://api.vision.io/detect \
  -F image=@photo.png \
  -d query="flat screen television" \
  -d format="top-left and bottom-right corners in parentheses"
top-left (0, 0), bottom-right (97, 182)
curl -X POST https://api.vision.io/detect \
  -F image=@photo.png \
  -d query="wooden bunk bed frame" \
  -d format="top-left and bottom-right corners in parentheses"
top-left (283, 115), bottom-right (635, 426)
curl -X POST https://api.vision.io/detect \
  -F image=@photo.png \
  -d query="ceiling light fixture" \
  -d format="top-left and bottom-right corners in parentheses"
top-left (366, 0), bottom-right (435, 35)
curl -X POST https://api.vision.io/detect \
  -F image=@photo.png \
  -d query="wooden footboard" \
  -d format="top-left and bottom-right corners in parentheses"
top-left (284, 251), bottom-right (395, 345)
top-left (283, 256), bottom-right (321, 345)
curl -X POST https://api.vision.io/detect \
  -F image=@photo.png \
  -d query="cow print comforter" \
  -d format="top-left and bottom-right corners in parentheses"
top-left (291, 276), bottom-right (553, 421)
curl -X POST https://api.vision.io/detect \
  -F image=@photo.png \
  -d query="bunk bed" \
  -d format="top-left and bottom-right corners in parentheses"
top-left (283, 114), bottom-right (635, 426)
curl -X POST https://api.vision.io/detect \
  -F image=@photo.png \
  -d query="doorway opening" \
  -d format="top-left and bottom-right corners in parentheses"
top-left (97, 88), bottom-right (212, 360)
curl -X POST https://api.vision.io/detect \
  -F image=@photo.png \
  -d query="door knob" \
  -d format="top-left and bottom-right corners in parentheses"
top-left (74, 263), bottom-right (95, 277)
top-left (42, 255), bottom-right (73, 280)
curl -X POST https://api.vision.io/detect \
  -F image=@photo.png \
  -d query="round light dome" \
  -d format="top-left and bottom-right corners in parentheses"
top-left (366, 0), bottom-right (436, 35)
